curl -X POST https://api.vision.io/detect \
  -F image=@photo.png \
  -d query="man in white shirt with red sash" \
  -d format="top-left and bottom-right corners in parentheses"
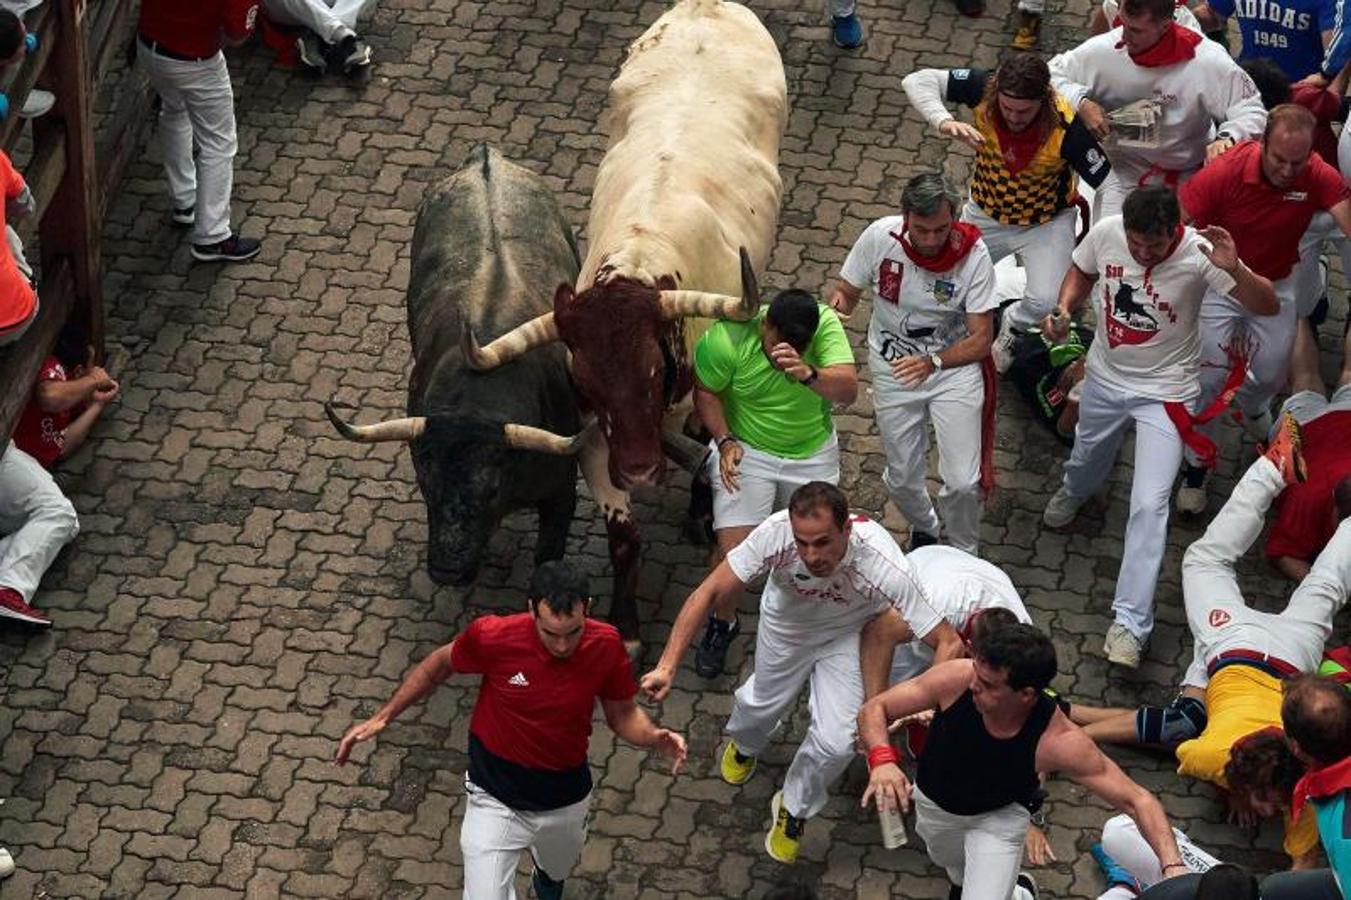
top-left (831, 173), bottom-right (997, 555)
top-left (1042, 185), bottom-right (1277, 668)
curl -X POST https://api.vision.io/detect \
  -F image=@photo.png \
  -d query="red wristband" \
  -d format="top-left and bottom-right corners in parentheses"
top-left (867, 745), bottom-right (901, 770)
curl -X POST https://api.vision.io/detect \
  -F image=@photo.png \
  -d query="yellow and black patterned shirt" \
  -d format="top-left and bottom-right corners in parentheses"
top-left (944, 68), bottom-right (1110, 228)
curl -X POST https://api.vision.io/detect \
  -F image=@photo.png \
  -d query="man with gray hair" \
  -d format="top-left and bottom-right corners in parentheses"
top-left (831, 172), bottom-right (997, 554)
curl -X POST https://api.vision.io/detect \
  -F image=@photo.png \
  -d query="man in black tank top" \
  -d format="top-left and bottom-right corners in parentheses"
top-left (859, 623), bottom-right (1191, 899)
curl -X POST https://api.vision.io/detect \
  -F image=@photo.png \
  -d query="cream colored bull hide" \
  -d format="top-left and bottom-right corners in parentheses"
top-left (579, 0), bottom-right (787, 295)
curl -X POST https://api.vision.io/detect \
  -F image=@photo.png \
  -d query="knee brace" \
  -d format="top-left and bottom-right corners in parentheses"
top-left (1135, 695), bottom-right (1207, 744)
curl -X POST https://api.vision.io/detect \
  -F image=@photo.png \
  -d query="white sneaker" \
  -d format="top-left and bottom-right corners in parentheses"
top-left (991, 314), bottom-right (1018, 374)
top-left (1175, 484), bottom-right (1206, 515)
top-left (1042, 486), bottom-right (1084, 528)
top-left (0, 847), bottom-right (14, 879)
top-left (19, 89), bottom-right (53, 118)
top-left (1104, 623), bottom-right (1143, 668)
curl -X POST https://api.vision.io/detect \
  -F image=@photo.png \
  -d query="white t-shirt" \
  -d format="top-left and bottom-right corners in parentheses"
top-left (888, 546), bottom-right (1031, 682)
top-left (840, 216), bottom-right (997, 361)
top-left (726, 510), bottom-right (943, 642)
top-left (1072, 216), bottom-right (1236, 402)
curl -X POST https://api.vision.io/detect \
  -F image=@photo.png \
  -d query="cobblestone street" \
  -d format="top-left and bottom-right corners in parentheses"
top-left (1, 0), bottom-right (1348, 897)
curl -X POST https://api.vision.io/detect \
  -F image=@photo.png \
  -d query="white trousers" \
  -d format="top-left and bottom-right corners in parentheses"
top-left (0, 441), bottom-right (78, 602)
top-left (1095, 814), bottom-right (1219, 899)
top-left (1092, 159), bottom-right (1197, 222)
top-left (829, 0), bottom-right (856, 15)
top-left (138, 45), bottom-right (236, 245)
top-left (459, 776), bottom-right (590, 900)
top-left (873, 357), bottom-right (984, 554)
top-left (1062, 372), bottom-right (1186, 641)
top-left (1182, 456), bottom-right (1350, 677)
top-left (708, 433), bottom-right (839, 530)
top-left (963, 202), bottom-right (1077, 331)
top-left (725, 624), bottom-right (863, 819)
top-left (264, 0), bottom-right (373, 43)
top-left (913, 785), bottom-right (1030, 899)
top-left (1290, 211), bottom-right (1351, 319)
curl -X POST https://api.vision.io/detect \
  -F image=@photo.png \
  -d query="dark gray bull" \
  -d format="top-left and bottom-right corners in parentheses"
top-left (326, 145), bottom-right (587, 585)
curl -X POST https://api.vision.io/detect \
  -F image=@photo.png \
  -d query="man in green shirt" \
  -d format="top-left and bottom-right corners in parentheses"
top-left (692, 288), bottom-right (858, 677)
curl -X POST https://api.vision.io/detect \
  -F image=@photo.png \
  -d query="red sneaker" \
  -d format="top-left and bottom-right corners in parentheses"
top-left (0, 587), bottom-right (52, 627)
top-left (1262, 412), bottom-right (1309, 487)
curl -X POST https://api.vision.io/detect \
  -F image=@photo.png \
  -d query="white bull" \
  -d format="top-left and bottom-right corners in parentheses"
top-left (465, 0), bottom-right (788, 647)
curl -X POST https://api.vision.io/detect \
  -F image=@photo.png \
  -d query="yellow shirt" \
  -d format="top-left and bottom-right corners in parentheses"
top-left (1175, 665), bottom-right (1319, 859)
top-left (969, 94), bottom-right (1080, 227)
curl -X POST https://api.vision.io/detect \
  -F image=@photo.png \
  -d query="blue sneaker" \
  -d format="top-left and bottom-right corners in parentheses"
top-left (1091, 843), bottom-right (1139, 891)
top-left (831, 13), bottom-right (864, 48)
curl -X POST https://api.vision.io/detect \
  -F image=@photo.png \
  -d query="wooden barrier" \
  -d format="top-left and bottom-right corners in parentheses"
top-left (0, 0), bottom-right (148, 442)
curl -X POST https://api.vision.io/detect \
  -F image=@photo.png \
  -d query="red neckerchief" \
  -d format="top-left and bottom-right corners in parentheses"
top-left (1291, 755), bottom-right (1351, 822)
top-left (1118, 22), bottom-right (1202, 67)
top-left (890, 221), bottom-right (983, 273)
top-left (991, 113), bottom-right (1043, 176)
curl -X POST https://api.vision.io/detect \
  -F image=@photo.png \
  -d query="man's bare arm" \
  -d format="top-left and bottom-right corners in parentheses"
top-left (1041, 720), bottom-right (1186, 873)
top-left (860, 608), bottom-right (913, 700)
top-left (336, 642), bottom-right (457, 763)
top-left (640, 562), bottom-right (747, 699)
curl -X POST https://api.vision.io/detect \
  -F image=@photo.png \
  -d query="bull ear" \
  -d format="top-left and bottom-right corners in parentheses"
top-left (553, 283), bottom-right (576, 314)
top-left (738, 246), bottom-right (760, 312)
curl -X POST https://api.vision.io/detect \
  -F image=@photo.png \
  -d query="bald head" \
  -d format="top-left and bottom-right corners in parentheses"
top-left (1282, 675), bottom-right (1351, 767)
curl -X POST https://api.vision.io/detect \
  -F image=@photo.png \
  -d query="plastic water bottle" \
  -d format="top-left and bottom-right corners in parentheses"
top-left (879, 803), bottom-right (908, 849)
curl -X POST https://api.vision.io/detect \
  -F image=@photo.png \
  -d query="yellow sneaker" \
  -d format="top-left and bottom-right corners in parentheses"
top-left (719, 740), bottom-right (756, 785)
top-left (1011, 10), bottom-right (1041, 49)
top-left (765, 790), bottom-right (805, 863)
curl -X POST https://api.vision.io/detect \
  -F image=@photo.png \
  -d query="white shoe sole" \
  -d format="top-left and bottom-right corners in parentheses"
top-left (0, 605), bottom-right (51, 627)
top-left (191, 245), bottom-right (261, 263)
top-left (1175, 486), bottom-right (1206, 515)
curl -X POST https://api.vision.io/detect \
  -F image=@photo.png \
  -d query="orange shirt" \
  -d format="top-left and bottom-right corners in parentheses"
top-left (0, 150), bottom-right (34, 338)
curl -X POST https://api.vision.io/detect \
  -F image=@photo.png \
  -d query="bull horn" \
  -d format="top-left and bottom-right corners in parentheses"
top-left (657, 246), bottom-right (761, 321)
top-left (502, 419), bottom-right (594, 455)
top-left (325, 401), bottom-right (427, 443)
top-left (462, 312), bottom-right (560, 371)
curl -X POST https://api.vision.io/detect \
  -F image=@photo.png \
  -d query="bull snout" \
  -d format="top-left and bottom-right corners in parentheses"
top-left (613, 459), bottom-right (666, 490)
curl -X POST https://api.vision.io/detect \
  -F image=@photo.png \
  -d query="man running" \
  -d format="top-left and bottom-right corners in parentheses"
top-left (1049, 0), bottom-right (1266, 219)
top-left (902, 53), bottom-right (1110, 372)
top-left (1042, 185), bottom-right (1276, 667)
top-left (860, 623), bottom-right (1190, 899)
top-left (639, 481), bottom-right (961, 864)
top-left (831, 173), bottom-right (997, 554)
top-left (335, 561), bottom-right (686, 900)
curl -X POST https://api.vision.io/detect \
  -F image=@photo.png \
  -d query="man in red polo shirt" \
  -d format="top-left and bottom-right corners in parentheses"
top-left (335, 562), bottom-right (686, 900)
top-left (1265, 318), bottom-right (1351, 580)
top-left (138, 0), bottom-right (261, 263)
top-left (1175, 103), bottom-right (1351, 514)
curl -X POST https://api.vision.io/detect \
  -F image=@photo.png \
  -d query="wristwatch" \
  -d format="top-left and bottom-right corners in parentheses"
top-left (928, 352), bottom-right (943, 372)
top-left (801, 365), bottom-right (819, 385)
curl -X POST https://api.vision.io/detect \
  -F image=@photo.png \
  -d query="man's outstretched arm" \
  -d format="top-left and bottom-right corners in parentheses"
top-left (335, 642), bottom-right (457, 764)
top-left (1043, 721), bottom-right (1188, 878)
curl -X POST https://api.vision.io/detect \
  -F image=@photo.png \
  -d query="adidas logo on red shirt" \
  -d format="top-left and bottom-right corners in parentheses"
top-left (508, 672), bottom-right (529, 687)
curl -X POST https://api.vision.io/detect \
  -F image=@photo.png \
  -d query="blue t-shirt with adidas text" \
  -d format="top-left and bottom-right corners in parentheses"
top-left (1210, 0), bottom-right (1337, 80)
